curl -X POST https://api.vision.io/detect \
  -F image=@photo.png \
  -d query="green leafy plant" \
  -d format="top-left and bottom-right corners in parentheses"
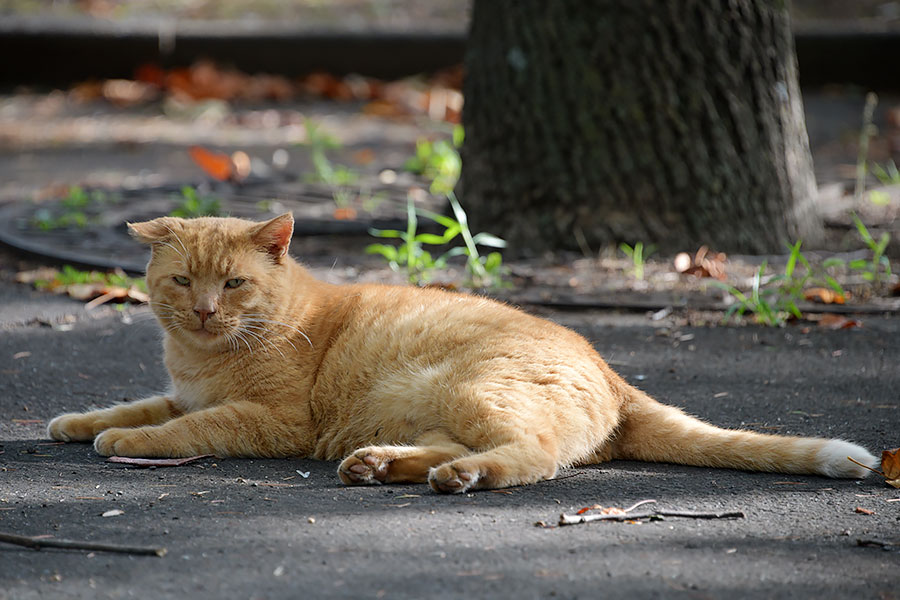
top-left (32, 185), bottom-right (113, 230)
top-left (444, 192), bottom-right (507, 288)
top-left (366, 197), bottom-right (453, 284)
top-left (871, 160), bottom-right (900, 186)
top-left (713, 261), bottom-right (788, 326)
top-left (868, 160), bottom-right (900, 206)
top-left (847, 214), bottom-right (891, 283)
top-left (841, 92), bottom-right (894, 287)
top-left (299, 117), bottom-right (358, 188)
top-left (366, 191), bottom-right (506, 288)
top-left (301, 117), bottom-right (341, 154)
top-left (170, 186), bottom-right (221, 218)
top-left (712, 241), bottom-right (846, 326)
top-left (308, 151), bottom-right (359, 187)
top-left (619, 242), bottom-right (655, 281)
top-left (298, 117), bottom-right (361, 213)
top-left (34, 265), bottom-right (146, 293)
top-left (404, 125), bottom-right (463, 195)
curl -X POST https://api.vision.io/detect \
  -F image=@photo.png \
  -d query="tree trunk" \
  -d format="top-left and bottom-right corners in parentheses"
top-left (459, 0), bottom-right (823, 256)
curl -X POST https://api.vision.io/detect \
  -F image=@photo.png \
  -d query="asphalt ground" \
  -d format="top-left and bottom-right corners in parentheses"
top-left (1, 280), bottom-right (898, 600)
top-left (1, 30), bottom-right (899, 598)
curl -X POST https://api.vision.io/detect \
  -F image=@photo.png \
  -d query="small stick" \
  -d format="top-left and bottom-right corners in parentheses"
top-left (622, 499), bottom-right (657, 513)
top-left (846, 456), bottom-right (884, 477)
top-left (106, 454), bottom-right (214, 468)
top-left (559, 509), bottom-right (744, 526)
top-left (0, 531), bottom-right (167, 557)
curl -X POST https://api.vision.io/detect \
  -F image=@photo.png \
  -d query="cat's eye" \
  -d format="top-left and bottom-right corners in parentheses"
top-left (225, 278), bottom-right (245, 289)
top-left (173, 275), bottom-right (190, 286)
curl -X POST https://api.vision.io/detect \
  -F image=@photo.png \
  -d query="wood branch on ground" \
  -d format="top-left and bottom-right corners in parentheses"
top-left (558, 500), bottom-right (745, 526)
top-left (106, 454), bottom-right (214, 467)
top-left (0, 531), bottom-right (167, 556)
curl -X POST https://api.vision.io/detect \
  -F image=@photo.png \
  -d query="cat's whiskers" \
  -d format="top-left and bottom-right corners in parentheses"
top-left (226, 330), bottom-right (250, 354)
top-left (161, 224), bottom-right (191, 263)
top-left (241, 315), bottom-right (313, 348)
top-left (240, 322), bottom-right (299, 353)
top-left (238, 326), bottom-right (286, 358)
top-left (154, 241), bottom-right (188, 264)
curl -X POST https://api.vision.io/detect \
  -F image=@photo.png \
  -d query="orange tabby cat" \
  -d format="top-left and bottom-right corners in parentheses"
top-left (48, 214), bottom-right (876, 492)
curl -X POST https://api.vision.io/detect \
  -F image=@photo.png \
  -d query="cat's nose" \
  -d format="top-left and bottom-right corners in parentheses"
top-left (194, 308), bottom-right (215, 324)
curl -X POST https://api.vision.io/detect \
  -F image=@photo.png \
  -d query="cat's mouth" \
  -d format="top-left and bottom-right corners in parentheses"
top-left (190, 326), bottom-right (219, 338)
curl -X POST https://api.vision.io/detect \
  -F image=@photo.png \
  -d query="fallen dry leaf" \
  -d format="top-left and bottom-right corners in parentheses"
top-left (575, 504), bottom-right (628, 516)
top-left (817, 314), bottom-right (862, 330)
top-left (882, 448), bottom-right (900, 479)
top-left (352, 148), bottom-right (376, 165)
top-left (847, 450), bottom-right (900, 488)
top-left (674, 246), bottom-right (727, 280)
top-left (189, 146), bottom-right (234, 182)
top-left (854, 506), bottom-right (875, 515)
top-left (101, 79), bottom-right (158, 107)
top-left (362, 99), bottom-right (408, 118)
top-left (70, 61), bottom-right (461, 123)
top-left (332, 207), bottom-right (358, 221)
top-left (803, 287), bottom-right (847, 305)
top-left (15, 267), bottom-right (60, 285)
top-left (575, 504), bottom-right (601, 515)
top-left (882, 448), bottom-right (900, 488)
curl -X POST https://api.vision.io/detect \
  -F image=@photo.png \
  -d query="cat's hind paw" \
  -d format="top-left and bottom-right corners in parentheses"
top-left (338, 449), bottom-right (390, 485)
top-left (428, 463), bottom-right (479, 494)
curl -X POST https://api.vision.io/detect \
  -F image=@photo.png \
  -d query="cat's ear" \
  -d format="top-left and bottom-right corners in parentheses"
top-left (128, 217), bottom-right (181, 244)
top-left (250, 213), bottom-right (294, 262)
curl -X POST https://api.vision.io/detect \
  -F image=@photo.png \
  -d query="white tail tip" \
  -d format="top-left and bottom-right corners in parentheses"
top-left (816, 439), bottom-right (878, 478)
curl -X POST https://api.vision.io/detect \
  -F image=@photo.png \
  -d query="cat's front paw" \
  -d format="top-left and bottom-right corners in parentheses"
top-left (428, 463), bottom-right (479, 494)
top-left (48, 413), bottom-right (108, 442)
top-left (338, 448), bottom-right (390, 485)
top-left (93, 428), bottom-right (153, 456)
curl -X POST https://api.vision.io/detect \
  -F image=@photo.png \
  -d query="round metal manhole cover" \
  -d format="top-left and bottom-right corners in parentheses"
top-left (0, 176), bottom-right (441, 273)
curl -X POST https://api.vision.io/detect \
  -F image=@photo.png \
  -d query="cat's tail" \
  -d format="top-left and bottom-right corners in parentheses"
top-left (609, 392), bottom-right (877, 478)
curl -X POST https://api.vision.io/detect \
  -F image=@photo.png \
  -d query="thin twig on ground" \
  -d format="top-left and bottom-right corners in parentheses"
top-left (0, 531), bottom-right (167, 556)
top-left (559, 508), bottom-right (745, 526)
top-left (106, 454), bottom-right (214, 467)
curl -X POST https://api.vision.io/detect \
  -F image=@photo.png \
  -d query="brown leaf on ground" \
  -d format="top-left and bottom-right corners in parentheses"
top-left (353, 148), bottom-right (376, 165)
top-left (134, 63), bottom-right (167, 87)
top-left (101, 79), bottom-right (158, 107)
top-left (575, 504), bottom-right (602, 515)
top-left (189, 145), bottom-right (234, 182)
top-left (15, 267), bottom-right (61, 285)
top-left (882, 448), bottom-right (900, 480)
top-left (362, 99), bottom-right (409, 118)
top-left (575, 504), bottom-right (627, 516)
top-left (300, 72), bottom-right (354, 101)
top-left (803, 287), bottom-right (847, 304)
top-left (673, 246), bottom-right (727, 280)
top-left (332, 207), bottom-right (358, 221)
top-left (817, 314), bottom-right (863, 330)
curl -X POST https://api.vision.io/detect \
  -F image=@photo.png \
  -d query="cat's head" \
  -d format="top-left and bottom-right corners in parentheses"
top-left (128, 213), bottom-right (295, 350)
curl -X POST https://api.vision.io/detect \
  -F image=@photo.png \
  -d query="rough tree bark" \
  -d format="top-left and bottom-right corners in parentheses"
top-left (459, 0), bottom-right (823, 255)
